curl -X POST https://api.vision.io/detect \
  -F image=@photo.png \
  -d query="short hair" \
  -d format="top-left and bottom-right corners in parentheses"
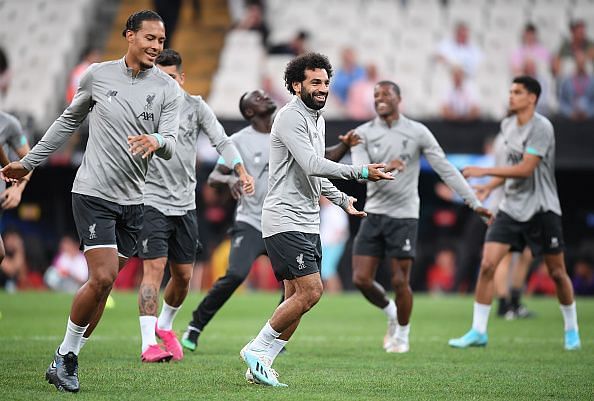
top-left (284, 52), bottom-right (333, 95)
top-left (376, 80), bottom-right (401, 97)
top-left (238, 92), bottom-right (250, 120)
top-left (524, 23), bottom-right (537, 33)
top-left (156, 48), bottom-right (182, 70)
top-left (513, 75), bottom-right (541, 101)
top-left (122, 10), bottom-right (163, 37)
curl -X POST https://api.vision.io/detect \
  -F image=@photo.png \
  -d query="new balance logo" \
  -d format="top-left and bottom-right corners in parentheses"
top-left (550, 237), bottom-right (559, 248)
top-left (402, 239), bottom-right (411, 252)
top-left (296, 253), bottom-right (306, 270)
top-left (142, 238), bottom-right (149, 254)
top-left (233, 236), bottom-right (244, 248)
top-left (107, 90), bottom-right (118, 103)
top-left (89, 224), bottom-right (97, 240)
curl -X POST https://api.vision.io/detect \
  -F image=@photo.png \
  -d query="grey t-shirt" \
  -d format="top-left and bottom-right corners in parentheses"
top-left (0, 111), bottom-right (28, 193)
top-left (498, 113), bottom-right (561, 222)
top-left (262, 96), bottom-right (362, 237)
top-left (21, 58), bottom-right (181, 205)
top-left (144, 92), bottom-right (241, 215)
top-left (351, 115), bottom-right (481, 219)
top-left (218, 125), bottom-right (270, 231)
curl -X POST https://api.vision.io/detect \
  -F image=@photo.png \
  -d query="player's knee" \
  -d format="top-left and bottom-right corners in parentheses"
top-left (300, 281), bottom-right (323, 312)
top-left (89, 270), bottom-right (117, 293)
top-left (479, 259), bottom-right (497, 280)
top-left (547, 264), bottom-right (567, 283)
top-left (391, 276), bottom-right (409, 291)
top-left (171, 268), bottom-right (192, 285)
top-left (352, 273), bottom-right (373, 290)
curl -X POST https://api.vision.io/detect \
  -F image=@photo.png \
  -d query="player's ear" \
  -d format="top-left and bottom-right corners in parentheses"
top-left (292, 81), bottom-right (301, 95)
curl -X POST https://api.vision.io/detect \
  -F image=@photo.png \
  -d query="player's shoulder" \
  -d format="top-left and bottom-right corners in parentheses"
top-left (354, 119), bottom-right (374, 135)
top-left (500, 115), bottom-right (514, 131)
top-left (532, 113), bottom-right (554, 135)
top-left (0, 110), bottom-right (22, 131)
top-left (87, 60), bottom-right (119, 76)
top-left (152, 67), bottom-right (180, 91)
top-left (401, 115), bottom-right (431, 135)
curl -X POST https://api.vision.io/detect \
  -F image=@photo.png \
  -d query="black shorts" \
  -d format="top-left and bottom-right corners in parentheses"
top-left (72, 193), bottom-right (143, 258)
top-left (137, 206), bottom-right (202, 264)
top-left (227, 222), bottom-right (267, 278)
top-left (264, 231), bottom-right (322, 281)
top-left (485, 211), bottom-right (564, 256)
top-left (353, 214), bottom-right (418, 259)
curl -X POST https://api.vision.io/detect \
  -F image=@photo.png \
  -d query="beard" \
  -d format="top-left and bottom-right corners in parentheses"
top-left (300, 89), bottom-right (326, 110)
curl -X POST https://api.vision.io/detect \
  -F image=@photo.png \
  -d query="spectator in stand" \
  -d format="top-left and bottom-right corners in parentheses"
top-left (553, 19), bottom-right (594, 77)
top-left (346, 64), bottom-right (379, 120)
top-left (521, 58), bottom-right (553, 116)
top-left (66, 48), bottom-right (102, 104)
top-left (510, 24), bottom-right (551, 76)
top-left (559, 50), bottom-right (594, 120)
top-left (44, 235), bottom-right (88, 293)
top-left (0, 230), bottom-right (26, 292)
top-left (154, 0), bottom-right (182, 48)
top-left (268, 30), bottom-right (309, 57)
top-left (426, 248), bottom-right (456, 294)
top-left (0, 46), bottom-right (10, 98)
top-left (440, 66), bottom-right (481, 122)
top-left (572, 259), bottom-right (594, 296)
top-left (319, 196), bottom-right (349, 293)
top-left (233, 1), bottom-right (269, 46)
top-left (436, 22), bottom-right (483, 77)
top-left (331, 47), bottom-right (366, 105)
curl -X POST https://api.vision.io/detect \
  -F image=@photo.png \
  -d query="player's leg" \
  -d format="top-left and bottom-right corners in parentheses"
top-left (79, 255), bottom-right (128, 350)
top-left (241, 232), bottom-right (322, 386)
top-left (494, 252), bottom-right (512, 317)
top-left (448, 241), bottom-right (510, 348)
top-left (46, 194), bottom-right (122, 393)
top-left (135, 206), bottom-right (173, 362)
top-left (506, 247), bottom-right (534, 319)
top-left (183, 223), bottom-right (264, 350)
top-left (385, 258), bottom-right (413, 353)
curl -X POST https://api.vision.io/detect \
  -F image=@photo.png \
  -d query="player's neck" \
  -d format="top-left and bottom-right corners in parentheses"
top-left (515, 108), bottom-right (534, 126)
top-left (124, 53), bottom-right (144, 76)
top-left (381, 112), bottom-right (400, 127)
top-left (251, 117), bottom-right (273, 134)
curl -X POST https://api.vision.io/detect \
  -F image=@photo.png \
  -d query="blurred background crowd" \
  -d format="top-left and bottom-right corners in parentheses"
top-left (0, 0), bottom-right (593, 296)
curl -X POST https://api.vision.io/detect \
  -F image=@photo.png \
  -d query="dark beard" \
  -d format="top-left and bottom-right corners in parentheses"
top-left (300, 89), bottom-right (326, 110)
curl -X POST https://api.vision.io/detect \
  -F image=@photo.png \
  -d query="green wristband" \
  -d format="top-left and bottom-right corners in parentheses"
top-left (361, 166), bottom-right (369, 179)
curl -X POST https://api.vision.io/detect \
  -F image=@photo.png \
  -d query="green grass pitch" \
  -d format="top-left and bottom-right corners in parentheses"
top-left (0, 291), bottom-right (592, 400)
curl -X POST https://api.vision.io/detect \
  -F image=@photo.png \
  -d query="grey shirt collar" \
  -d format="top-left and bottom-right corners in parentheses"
top-left (119, 57), bottom-right (155, 79)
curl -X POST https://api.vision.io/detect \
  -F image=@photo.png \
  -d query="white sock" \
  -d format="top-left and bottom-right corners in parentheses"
top-left (395, 324), bottom-right (410, 343)
top-left (58, 318), bottom-right (89, 355)
top-left (139, 316), bottom-right (158, 353)
top-left (157, 302), bottom-right (180, 331)
top-left (266, 338), bottom-right (288, 364)
top-left (78, 337), bottom-right (89, 353)
top-left (559, 302), bottom-right (578, 331)
top-left (251, 321), bottom-right (281, 352)
top-left (471, 302), bottom-right (491, 334)
top-left (383, 300), bottom-right (397, 321)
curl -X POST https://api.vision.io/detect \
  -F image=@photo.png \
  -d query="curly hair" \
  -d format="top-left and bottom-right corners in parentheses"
top-left (284, 52), bottom-right (333, 95)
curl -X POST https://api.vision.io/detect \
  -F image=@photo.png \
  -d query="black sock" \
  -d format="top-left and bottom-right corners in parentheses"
top-left (497, 297), bottom-right (509, 315)
top-left (510, 288), bottom-right (522, 309)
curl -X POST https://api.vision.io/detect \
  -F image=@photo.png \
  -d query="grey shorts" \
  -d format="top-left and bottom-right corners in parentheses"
top-left (264, 231), bottom-right (322, 281)
top-left (353, 214), bottom-right (418, 259)
top-left (71, 193), bottom-right (143, 258)
top-left (485, 211), bottom-right (564, 256)
top-left (137, 206), bottom-right (202, 264)
top-left (227, 222), bottom-right (267, 278)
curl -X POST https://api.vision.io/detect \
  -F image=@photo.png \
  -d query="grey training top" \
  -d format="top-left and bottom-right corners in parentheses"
top-left (262, 96), bottom-right (363, 237)
top-left (21, 58), bottom-right (181, 205)
top-left (144, 92), bottom-right (241, 216)
top-left (219, 125), bottom-right (270, 231)
top-left (498, 113), bottom-right (561, 222)
top-left (351, 115), bottom-right (481, 219)
top-left (0, 111), bottom-right (28, 193)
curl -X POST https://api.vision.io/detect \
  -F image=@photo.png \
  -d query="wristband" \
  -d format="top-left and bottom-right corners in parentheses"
top-left (361, 166), bottom-right (369, 179)
top-left (232, 157), bottom-right (242, 167)
top-left (151, 133), bottom-right (164, 148)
